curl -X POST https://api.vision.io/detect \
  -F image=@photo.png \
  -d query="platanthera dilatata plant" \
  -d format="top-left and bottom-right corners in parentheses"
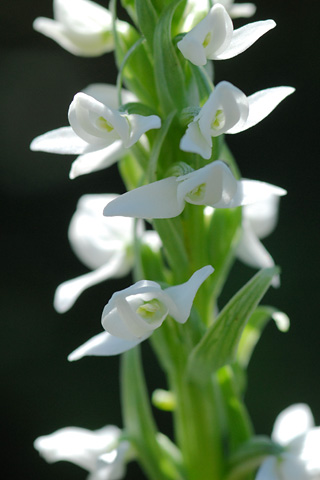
top-left (31, 1), bottom-right (320, 479)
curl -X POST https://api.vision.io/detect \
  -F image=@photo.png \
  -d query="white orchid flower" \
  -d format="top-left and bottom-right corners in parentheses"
top-left (34, 425), bottom-right (129, 480)
top-left (30, 84), bottom-right (161, 178)
top-left (68, 265), bottom-right (214, 360)
top-left (178, 4), bottom-right (273, 66)
top-left (237, 194), bottom-right (281, 287)
top-left (256, 404), bottom-right (320, 480)
top-left (33, 0), bottom-right (129, 57)
top-left (102, 161), bottom-right (286, 220)
top-left (54, 194), bottom-right (136, 314)
top-left (180, 81), bottom-right (295, 159)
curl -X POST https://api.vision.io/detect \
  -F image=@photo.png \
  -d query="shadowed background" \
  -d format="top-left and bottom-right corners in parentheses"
top-left (1, 0), bottom-right (319, 478)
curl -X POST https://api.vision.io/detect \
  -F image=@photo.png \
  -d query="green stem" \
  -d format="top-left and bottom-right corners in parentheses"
top-left (170, 368), bottom-right (224, 480)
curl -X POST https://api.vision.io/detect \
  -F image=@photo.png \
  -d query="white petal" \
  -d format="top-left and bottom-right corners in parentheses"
top-left (54, 253), bottom-right (128, 313)
top-left (236, 220), bottom-right (280, 287)
top-left (68, 194), bottom-right (135, 269)
top-left (214, 20), bottom-right (276, 60)
top-left (68, 93), bottom-right (128, 145)
top-left (199, 81), bottom-right (249, 141)
top-left (177, 36), bottom-right (207, 66)
top-left (256, 456), bottom-right (279, 480)
top-left (82, 84), bottom-right (137, 108)
top-left (92, 443), bottom-right (128, 480)
top-left (125, 114), bottom-right (161, 148)
top-left (228, 86), bottom-right (295, 133)
top-left (69, 141), bottom-right (125, 179)
top-left (242, 195), bottom-right (280, 239)
top-left (68, 331), bottom-right (145, 361)
top-left (103, 177), bottom-right (182, 219)
top-left (178, 160), bottom-right (238, 207)
top-left (34, 425), bottom-right (121, 472)
top-left (180, 121), bottom-right (212, 159)
top-left (165, 266), bottom-right (214, 323)
top-left (291, 428), bottom-right (320, 472)
top-left (33, 17), bottom-right (87, 57)
top-left (102, 282), bottom-right (168, 340)
top-left (272, 311), bottom-right (290, 332)
top-left (30, 126), bottom-right (88, 154)
top-left (229, 179), bottom-right (286, 208)
top-left (272, 404), bottom-right (315, 446)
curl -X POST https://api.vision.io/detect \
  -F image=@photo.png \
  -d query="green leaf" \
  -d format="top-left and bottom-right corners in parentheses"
top-left (237, 305), bottom-right (289, 368)
top-left (148, 110), bottom-right (176, 182)
top-left (111, 1), bottom-right (158, 107)
top-left (207, 207), bottom-right (242, 301)
top-left (217, 366), bottom-right (253, 452)
top-left (153, 217), bottom-right (190, 283)
top-left (187, 267), bottom-right (279, 381)
top-left (188, 63), bottom-right (213, 105)
top-left (153, 0), bottom-right (187, 114)
top-left (136, 0), bottom-right (158, 51)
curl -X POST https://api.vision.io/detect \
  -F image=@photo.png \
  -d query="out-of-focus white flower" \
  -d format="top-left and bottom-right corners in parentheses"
top-left (54, 194), bottom-right (135, 314)
top-left (68, 265), bottom-right (214, 360)
top-left (237, 194), bottom-right (281, 286)
top-left (102, 161), bottom-right (286, 219)
top-left (178, 4), bottom-right (274, 66)
top-left (30, 84), bottom-right (160, 178)
top-left (256, 404), bottom-right (320, 480)
top-left (34, 425), bottom-right (129, 480)
top-left (180, 81), bottom-right (295, 159)
top-left (54, 194), bottom-right (161, 313)
top-left (213, 0), bottom-right (256, 19)
top-left (183, 0), bottom-right (256, 31)
top-left (33, 0), bottom-right (129, 57)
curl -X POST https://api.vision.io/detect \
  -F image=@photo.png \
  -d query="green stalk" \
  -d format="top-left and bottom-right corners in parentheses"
top-left (170, 367), bottom-right (224, 480)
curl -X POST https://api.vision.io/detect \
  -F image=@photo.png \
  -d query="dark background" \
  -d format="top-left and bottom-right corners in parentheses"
top-left (1, 1), bottom-right (319, 478)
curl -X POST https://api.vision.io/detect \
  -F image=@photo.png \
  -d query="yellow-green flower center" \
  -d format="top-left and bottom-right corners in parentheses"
top-left (187, 183), bottom-right (206, 202)
top-left (202, 32), bottom-right (211, 48)
top-left (97, 116), bottom-right (114, 132)
top-left (211, 109), bottom-right (224, 130)
top-left (136, 299), bottom-right (167, 325)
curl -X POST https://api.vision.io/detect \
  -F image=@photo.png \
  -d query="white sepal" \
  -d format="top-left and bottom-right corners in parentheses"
top-left (228, 86), bottom-right (295, 134)
top-left (68, 331), bottom-right (145, 361)
top-left (215, 20), bottom-right (276, 60)
top-left (103, 177), bottom-right (182, 219)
